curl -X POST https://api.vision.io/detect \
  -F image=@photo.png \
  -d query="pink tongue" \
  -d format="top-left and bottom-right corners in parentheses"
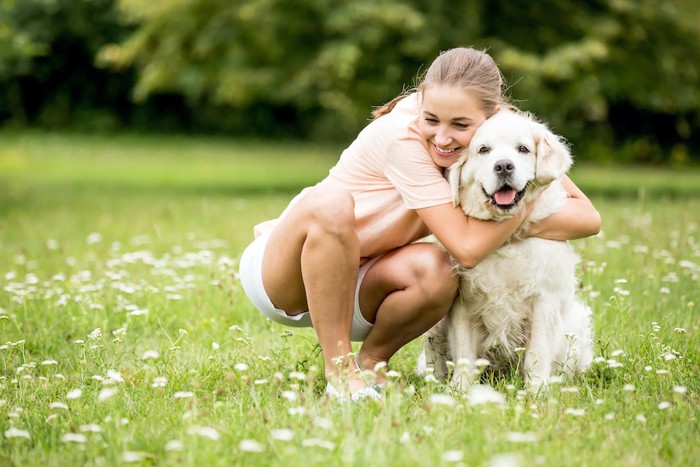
top-left (494, 189), bottom-right (516, 205)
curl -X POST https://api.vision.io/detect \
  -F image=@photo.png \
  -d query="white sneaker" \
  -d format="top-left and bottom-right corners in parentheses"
top-left (325, 382), bottom-right (382, 402)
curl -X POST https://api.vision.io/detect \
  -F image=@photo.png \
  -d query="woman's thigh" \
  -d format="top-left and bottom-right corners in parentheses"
top-left (261, 183), bottom-right (356, 314)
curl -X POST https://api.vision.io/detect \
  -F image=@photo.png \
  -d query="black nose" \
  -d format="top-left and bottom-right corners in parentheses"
top-left (494, 159), bottom-right (514, 176)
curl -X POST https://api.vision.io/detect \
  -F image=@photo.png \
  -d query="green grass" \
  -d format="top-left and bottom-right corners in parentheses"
top-left (1, 131), bottom-right (699, 466)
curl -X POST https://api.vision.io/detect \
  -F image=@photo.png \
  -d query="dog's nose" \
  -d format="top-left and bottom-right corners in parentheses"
top-left (494, 159), bottom-right (515, 176)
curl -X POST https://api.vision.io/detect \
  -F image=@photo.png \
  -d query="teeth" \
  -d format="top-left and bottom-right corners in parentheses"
top-left (435, 145), bottom-right (457, 154)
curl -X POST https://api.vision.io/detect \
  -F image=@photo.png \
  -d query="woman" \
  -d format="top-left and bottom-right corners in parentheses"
top-left (239, 47), bottom-right (601, 401)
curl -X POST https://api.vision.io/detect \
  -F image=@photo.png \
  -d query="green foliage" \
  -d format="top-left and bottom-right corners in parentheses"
top-left (487, 0), bottom-right (700, 161)
top-left (0, 0), bottom-right (131, 128)
top-left (1, 0), bottom-right (699, 161)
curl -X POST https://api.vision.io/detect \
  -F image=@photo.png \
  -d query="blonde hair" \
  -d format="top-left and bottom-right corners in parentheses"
top-left (372, 47), bottom-right (509, 119)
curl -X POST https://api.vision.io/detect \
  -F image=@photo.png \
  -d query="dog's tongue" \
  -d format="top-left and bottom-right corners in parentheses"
top-left (494, 189), bottom-right (516, 205)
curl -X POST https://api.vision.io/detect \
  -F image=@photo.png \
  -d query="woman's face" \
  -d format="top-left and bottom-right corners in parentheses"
top-left (416, 84), bottom-right (490, 169)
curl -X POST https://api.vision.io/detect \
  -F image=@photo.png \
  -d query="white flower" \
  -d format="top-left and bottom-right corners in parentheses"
top-left (87, 328), bottom-right (102, 340)
top-left (505, 432), bottom-right (538, 443)
top-left (605, 413), bottom-right (615, 420)
top-left (314, 417), bottom-right (333, 430)
top-left (658, 401), bottom-right (671, 410)
top-left (188, 426), bottom-right (220, 441)
top-left (234, 363), bottom-right (249, 371)
top-left (623, 384), bottom-right (635, 392)
top-left (424, 374), bottom-right (439, 383)
top-left (281, 391), bottom-right (297, 402)
top-left (98, 387), bottom-right (118, 402)
top-left (106, 370), bottom-right (124, 384)
top-left (442, 450), bottom-right (464, 462)
top-left (239, 439), bottom-right (265, 452)
top-left (270, 429), bottom-right (294, 441)
top-left (673, 386), bottom-right (687, 394)
top-left (152, 376), bottom-right (168, 388)
top-left (211, 342), bottom-right (220, 350)
top-left (565, 408), bottom-right (586, 417)
top-left (636, 414), bottom-right (647, 423)
top-left (49, 402), bottom-right (69, 410)
top-left (86, 232), bottom-right (102, 245)
top-left (301, 438), bottom-right (335, 450)
top-left (42, 360), bottom-right (58, 366)
top-left (123, 451), bottom-right (150, 463)
top-left (429, 394), bottom-right (456, 407)
top-left (80, 424), bottom-right (103, 433)
top-left (61, 433), bottom-right (87, 443)
top-left (66, 388), bottom-right (83, 399)
top-left (468, 385), bottom-right (505, 406)
top-left (164, 440), bottom-right (183, 451)
top-left (174, 391), bottom-right (195, 399)
top-left (5, 428), bottom-right (31, 439)
top-left (142, 350), bottom-right (160, 360)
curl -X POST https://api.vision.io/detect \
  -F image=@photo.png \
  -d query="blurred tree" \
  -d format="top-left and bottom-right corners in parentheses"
top-left (0, 0), bottom-right (132, 129)
top-left (1, 0), bottom-right (699, 162)
top-left (484, 0), bottom-right (700, 162)
top-left (100, 0), bottom-right (447, 139)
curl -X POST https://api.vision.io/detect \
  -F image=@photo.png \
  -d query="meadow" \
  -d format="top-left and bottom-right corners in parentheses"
top-left (0, 131), bottom-right (698, 466)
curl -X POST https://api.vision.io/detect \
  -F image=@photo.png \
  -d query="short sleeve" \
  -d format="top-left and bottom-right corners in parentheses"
top-left (384, 134), bottom-right (452, 209)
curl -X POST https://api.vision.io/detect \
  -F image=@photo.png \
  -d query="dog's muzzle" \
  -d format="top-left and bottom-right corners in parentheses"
top-left (482, 184), bottom-right (528, 210)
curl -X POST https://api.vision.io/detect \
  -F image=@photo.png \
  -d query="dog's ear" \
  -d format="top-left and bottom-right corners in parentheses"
top-left (448, 154), bottom-right (467, 207)
top-left (534, 123), bottom-right (573, 185)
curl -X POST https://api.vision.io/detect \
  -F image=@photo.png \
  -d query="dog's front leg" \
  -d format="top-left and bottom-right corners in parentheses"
top-left (418, 319), bottom-right (450, 381)
top-left (523, 296), bottom-right (563, 390)
top-left (448, 299), bottom-right (480, 391)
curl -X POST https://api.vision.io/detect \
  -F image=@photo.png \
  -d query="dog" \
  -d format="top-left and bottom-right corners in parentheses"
top-left (417, 109), bottom-right (594, 391)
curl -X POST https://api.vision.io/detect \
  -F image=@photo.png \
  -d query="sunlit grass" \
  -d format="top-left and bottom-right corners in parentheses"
top-left (1, 131), bottom-right (698, 465)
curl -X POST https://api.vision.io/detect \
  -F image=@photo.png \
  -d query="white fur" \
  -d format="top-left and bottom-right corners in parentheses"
top-left (417, 110), bottom-right (594, 391)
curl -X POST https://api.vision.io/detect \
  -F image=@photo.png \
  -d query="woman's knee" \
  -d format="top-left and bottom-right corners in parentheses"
top-left (303, 185), bottom-right (356, 237)
top-left (411, 246), bottom-right (458, 304)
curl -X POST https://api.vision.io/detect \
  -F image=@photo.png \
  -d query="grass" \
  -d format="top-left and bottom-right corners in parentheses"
top-left (0, 131), bottom-right (699, 466)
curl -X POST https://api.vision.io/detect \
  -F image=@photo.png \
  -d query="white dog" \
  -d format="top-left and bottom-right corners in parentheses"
top-left (418, 109), bottom-right (594, 390)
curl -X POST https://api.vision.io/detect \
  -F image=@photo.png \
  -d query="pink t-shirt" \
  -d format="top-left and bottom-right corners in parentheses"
top-left (254, 93), bottom-right (453, 260)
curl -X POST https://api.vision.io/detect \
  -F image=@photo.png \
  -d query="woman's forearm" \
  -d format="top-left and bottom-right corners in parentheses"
top-left (527, 197), bottom-right (601, 240)
top-left (527, 176), bottom-right (601, 241)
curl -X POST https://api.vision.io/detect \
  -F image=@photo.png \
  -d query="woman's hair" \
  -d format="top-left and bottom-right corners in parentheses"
top-left (372, 47), bottom-right (509, 119)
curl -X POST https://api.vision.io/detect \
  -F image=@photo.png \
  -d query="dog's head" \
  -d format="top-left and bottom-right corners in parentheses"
top-left (448, 109), bottom-right (572, 220)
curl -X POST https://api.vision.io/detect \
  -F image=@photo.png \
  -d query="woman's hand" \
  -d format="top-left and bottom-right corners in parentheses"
top-left (524, 175), bottom-right (601, 240)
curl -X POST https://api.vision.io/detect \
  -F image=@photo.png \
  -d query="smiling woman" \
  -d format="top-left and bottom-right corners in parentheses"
top-left (237, 47), bottom-right (600, 401)
top-left (416, 85), bottom-right (487, 168)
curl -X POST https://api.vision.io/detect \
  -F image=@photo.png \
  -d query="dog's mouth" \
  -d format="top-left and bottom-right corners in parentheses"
top-left (482, 184), bottom-right (527, 210)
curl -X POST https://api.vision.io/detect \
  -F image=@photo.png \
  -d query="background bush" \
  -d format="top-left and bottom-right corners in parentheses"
top-left (1, 0), bottom-right (698, 163)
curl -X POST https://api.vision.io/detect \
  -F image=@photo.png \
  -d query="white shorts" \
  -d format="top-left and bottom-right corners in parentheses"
top-left (239, 232), bottom-right (377, 341)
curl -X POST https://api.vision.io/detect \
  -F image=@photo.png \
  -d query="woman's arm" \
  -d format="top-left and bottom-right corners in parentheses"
top-left (417, 202), bottom-right (533, 269)
top-left (526, 175), bottom-right (601, 241)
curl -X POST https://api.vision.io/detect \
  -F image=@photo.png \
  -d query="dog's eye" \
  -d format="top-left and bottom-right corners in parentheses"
top-left (518, 145), bottom-right (530, 154)
top-left (478, 145), bottom-right (490, 155)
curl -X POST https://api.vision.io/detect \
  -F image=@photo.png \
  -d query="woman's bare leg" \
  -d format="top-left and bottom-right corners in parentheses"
top-left (356, 243), bottom-right (458, 381)
top-left (260, 183), bottom-right (366, 391)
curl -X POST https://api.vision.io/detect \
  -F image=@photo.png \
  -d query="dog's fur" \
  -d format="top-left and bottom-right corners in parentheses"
top-left (417, 109), bottom-right (593, 390)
